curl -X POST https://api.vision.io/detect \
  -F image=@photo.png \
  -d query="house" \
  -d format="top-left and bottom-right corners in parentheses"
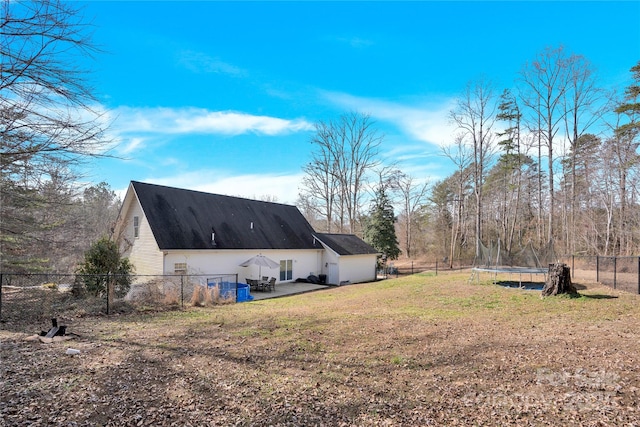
top-left (313, 233), bottom-right (380, 285)
top-left (113, 181), bottom-right (379, 286)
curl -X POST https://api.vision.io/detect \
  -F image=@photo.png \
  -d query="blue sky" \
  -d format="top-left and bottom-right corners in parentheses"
top-left (82, 1), bottom-right (640, 204)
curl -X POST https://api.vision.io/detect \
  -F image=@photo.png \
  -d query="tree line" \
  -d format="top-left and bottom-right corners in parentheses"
top-left (299, 50), bottom-right (640, 264)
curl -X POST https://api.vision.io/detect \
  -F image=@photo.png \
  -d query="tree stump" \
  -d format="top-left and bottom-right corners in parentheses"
top-left (541, 263), bottom-right (577, 296)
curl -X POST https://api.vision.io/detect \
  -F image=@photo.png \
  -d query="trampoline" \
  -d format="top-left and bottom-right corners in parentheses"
top-left (469, 239), bottom-right (552, 288)
top-left (470, 266), bottom-right (548, 287)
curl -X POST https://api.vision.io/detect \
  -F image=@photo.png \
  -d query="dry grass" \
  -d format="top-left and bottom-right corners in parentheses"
top-left (190, 284), bottom-right (235, 307)
top-left (2, 271), bottom-right (640, 425)
top-left (162, 286), bottom-right (180, 306)
top-left (189, 284), bottom-right (204, 306)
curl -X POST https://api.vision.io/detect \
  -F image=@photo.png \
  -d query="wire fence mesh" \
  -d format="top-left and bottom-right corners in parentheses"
top-left (389, 255), bottom-right (640, 295)
top-left (384, 258), bottom-right (476, 278)
top-left (0, 273), bottom-right (239, 329)
top-left (559, 255), bottom-right (640, 295)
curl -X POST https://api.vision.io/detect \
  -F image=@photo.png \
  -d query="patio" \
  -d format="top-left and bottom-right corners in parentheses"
top-left (247, 281), bottom-right (330, 301)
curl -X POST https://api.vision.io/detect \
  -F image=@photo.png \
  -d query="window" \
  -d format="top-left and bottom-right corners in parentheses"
top-left (174, 262), bottom-right (187, 274)
top-left (133, 216), bottom-right (139, 238)
top-left (280, 259), bottom-right (293, 281)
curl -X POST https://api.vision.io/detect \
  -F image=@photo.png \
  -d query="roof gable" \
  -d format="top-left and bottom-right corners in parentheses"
top-left (130, 181), bottom-right (318, 250)
top-left (314, 233), bottom-right (379, 256)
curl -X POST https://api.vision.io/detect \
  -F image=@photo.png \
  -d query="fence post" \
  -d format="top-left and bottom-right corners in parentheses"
top-left (0, 273), bottom-right (3, 322)
top-left (106, 274), bottom-right (110, 315)
top-left (613, 257), bottom-right (617, 290)
top-left (435, 260), bottom-right (438, 276)
top-left (637, 257), bottom-right (640, 295)
top-left (596, 256), bottom-right (599, 283)
top-left (235, 274), bottom-right (239, 302)
top-left (181, 275), bottom-right (184, 308)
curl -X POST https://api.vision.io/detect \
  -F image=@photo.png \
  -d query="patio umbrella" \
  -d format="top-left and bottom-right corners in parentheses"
top-left (239, 254), bottom-right (280, 278)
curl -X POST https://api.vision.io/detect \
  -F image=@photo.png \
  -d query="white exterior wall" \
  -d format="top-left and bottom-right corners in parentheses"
top-left (164, 249), bottom-right (323, 283)
top-left (337, 254), bottom-right (377, 284)
top-left (320, 248), bottom-right (339, 285)
top-left (119, 196), bottom-right (164, 275)
top-left (320, 248), bottom-right (377, 285)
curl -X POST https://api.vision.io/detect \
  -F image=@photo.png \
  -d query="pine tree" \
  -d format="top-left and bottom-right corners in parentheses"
top-left (364, 185), bottom-right (401, 261)
top-left (75, 238), bottom-right (134, 298)
top-left (615, 61), bottom-right (640, 139)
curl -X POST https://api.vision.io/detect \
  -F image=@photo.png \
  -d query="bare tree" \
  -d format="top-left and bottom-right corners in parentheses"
top-left (450, 78), bottom-right (496, 258)
top-left (0, 0), bottom-right (109, 271)
top-left (341, 113), bottom-right (383, 233)
top-left (300, 112), bottom-right (382, 234)
top-left (441, 135), bottom-right (473, 267)
top-left (300, 122), bottom-right (338, 232)
top-left (393, 173), bottom-right (429, 258)
top-left (1, 0), bottom-right (108, 173)
top-left (561, 54), bottom-right (603, 253)
top-left (519, 46), bottom-right (571, 247)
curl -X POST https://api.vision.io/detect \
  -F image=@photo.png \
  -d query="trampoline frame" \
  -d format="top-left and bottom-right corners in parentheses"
top-left (471, 266), bottom-right (548, 287)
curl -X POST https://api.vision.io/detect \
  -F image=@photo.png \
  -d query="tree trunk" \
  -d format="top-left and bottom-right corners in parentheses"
top-left (542, 263), bottom-right (577, 296)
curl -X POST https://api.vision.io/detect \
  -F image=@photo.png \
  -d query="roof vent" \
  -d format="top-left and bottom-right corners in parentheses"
top-left (211, 228), bottom-right (217, 247)
top-left (250, 221), bottom-right (254, 230)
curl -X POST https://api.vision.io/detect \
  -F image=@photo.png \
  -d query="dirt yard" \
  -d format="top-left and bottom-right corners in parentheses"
top-left (2, 271), bottom-right (640, 426)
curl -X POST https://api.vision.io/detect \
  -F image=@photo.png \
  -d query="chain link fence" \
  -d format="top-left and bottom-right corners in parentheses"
top-left (559, 255), bottom-right (640, 294)
top-left (383, 258), bottom-right (475, 278)
top-left (0, 273), bottom-right (240, 329)
top-left (385, 255), bottom-right (640, 295)
top-left (4, 255), bottom-right (638, 328)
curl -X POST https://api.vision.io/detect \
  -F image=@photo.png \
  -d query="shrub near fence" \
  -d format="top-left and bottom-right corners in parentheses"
top-left (0, 273), bottom-right (239, 328)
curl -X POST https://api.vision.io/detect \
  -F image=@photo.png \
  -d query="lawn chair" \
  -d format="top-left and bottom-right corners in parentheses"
top-left (266, 277), bottom-right (276, 292)
top-left (246, 278), bottom-right (258, 292)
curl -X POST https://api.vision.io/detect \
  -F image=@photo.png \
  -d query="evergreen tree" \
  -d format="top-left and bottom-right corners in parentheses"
top-left (75, 238), bottom-right (134, 298)
top-left (615, 60), bottom-right (640, 139)
top-left (364, 185), bottom-right (401, 261)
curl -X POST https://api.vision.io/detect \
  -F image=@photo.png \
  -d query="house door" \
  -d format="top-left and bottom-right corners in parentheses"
top-left (328, 263), bottom-right (339, 285)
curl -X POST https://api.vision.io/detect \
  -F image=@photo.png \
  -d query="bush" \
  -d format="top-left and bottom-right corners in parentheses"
top-left (75, 237), bottom-right (134, 298)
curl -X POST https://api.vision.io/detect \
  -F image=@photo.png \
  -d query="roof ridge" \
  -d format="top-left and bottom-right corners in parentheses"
top-left (131, 180), bottom-right (293, 207)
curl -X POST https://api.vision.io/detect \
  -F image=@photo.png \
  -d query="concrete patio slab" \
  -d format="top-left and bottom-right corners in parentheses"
top-left (246, 282), bottom-right (330, 301)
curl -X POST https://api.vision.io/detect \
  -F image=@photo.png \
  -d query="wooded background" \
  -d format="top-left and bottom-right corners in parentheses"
top-left (298, 53), bottom-right (640, 266)
top-left (1, 1), bottom-right (638, 274)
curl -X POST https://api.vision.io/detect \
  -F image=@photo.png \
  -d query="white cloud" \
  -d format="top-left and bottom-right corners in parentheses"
top-left (178, 50), bottom-right (246, 76)
top-left (321, 91), bottom-right (458, 147)
top-left (145, 170), bottom-right (305, 205)
top-left (335, 36), bottom-right (374, 49)
top-left (112, 106), bottom-right (314, 136)
top-left (118, 137), bottom-right (145, 155)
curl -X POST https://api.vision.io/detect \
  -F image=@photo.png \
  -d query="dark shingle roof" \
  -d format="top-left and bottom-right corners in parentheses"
top-left (314, 233), bottom-right (379, 256)
top-left (132, 181), bottom-right (318, 250)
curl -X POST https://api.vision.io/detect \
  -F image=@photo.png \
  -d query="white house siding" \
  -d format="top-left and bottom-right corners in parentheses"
top-left (320, 248), bottom-right (339, 284)
top-left (163, 249), bottom-right (323, 283)
top-left (337, 254), bottom-right (377, 284)
top-left (319, 247), bottom-right (376, 285)
top-left (118, 195), bottom-right (164, 275)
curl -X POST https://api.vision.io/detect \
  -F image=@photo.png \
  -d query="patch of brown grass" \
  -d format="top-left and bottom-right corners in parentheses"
top-left (189, 284), bottom-right (204, 306)
top-left (162, 287), bottom-right (180, 306)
